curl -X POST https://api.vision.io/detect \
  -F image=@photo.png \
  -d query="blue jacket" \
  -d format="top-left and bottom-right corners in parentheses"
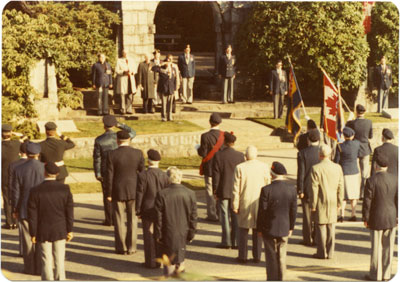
top-left (335, 140), bottom-right (361, 175)
top-left (178, 54), bottom-right (195, 78)
top-left (92, 61), bottom-right (113, 88)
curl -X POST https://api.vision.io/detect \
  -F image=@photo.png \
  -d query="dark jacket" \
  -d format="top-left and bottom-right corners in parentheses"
top-left (212, 147), bottom-right (245, 199)
top-left (346, 118), bottom-right (373, 157)
top-left (178, 53), bottom-right (196, 78)
top-left (218, 54), bottom-right (236, 78)
top-left (93, 124), bottom-right (136, 178)
top-left (334, 140), bottom-right (361, 175)
top-left (152, 65), bottom-right (176, 95)
top-left (27, 180), bottom-right (73, 242)
top-left (154, 183), bottom-right (197, 264)
top-left (137, 61), bottom-right (156, 100)
top-left (197, 129), bottom-right (225, 177)
top-left (12, 159), bottom-right (45, 219)
top-left (374, 64), bottom-right (392, 90)
top-left (371, 142), bottom-right (398, 176)
top-left (257, 180), bottom-right (297, 238)
top-left (105, 146), bottom-right (145, 201)
top-left (2, 139), bottom-right (21, 190)
top-left (39, 137), bottom-right (75, 180)
top-left (136, 167), bottom-right (169, 220)
top-left (362, 171), bottom-right (397, 230)
top-left (296, 132), bottom-right (309, 152)
top-left (8, 158), bottom-right (28, 203)
top-left (297, 145), bottom-right (320, 199)
top-left (92, 61), bottom-right (113, 88)
top-left (269, 69), bottom-right (288, 95)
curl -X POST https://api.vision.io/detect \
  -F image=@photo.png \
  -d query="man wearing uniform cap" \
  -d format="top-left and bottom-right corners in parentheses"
top-left (363, 154), bottom-right (398, 281)
top-left (12, 142), bottom-right (44, 275)
top-left (257, 161), bottom-right (297, 281)
top-left (39, 122), bottom-right (75, 184)
top-left (93, 115), bottom-right (136, 226)
top-left (297, 128), bottom-right (320, 246)
top-left (197, 112), bottom-right (224, 221)
top-left (212, 132), bottom-right (245, 249)
top-left (346, 104), bottom-right (373, 199)
top-left (27, 162), bottom-right (74, 280)
top-left (136, 149), bottom-right (169, 268)
top-left (371, 128), bottom-right (398, 176)
top-left (105, 130), bottom-right (144, 255)
top-left (2, 124), bottom-right (27, 229)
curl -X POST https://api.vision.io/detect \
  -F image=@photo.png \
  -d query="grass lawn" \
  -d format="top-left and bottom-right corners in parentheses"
top-left (40, 120), bottom-right (204, 139)
top-left (65, 156), bottom-right (202, 172)
top-left (248, 112), bottom-right (397, 130)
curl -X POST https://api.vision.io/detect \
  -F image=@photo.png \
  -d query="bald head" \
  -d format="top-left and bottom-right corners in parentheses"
top-left (319, 144), bottom-right (332, 159)
top-left (246, 145), bottom-right (258, 160)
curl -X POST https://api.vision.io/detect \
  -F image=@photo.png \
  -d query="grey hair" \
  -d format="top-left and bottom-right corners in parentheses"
top-left (148, 159), bottom-right (159, 167)
top-left (246, 145), bottom-right (258, 160)
top-left (166, 166), bottom-right (182, 184)
top-left (319, 144), bottom-right (332, 158)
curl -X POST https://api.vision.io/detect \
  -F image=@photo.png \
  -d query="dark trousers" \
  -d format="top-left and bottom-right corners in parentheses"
top-left (143, 98), bottom-right (154, 113)
top-left (238, 227), bottom-right (262, 260)
top-left (96, 86), bottom-right (109, 115)
top-left (315, 223), bottom-right (335, 259)
top-left (112, 200), bottom-right (137, 253)
top-left (142, 218), bottom-right (158, 267)
top-left (301, 198), bottom-right (314, 245)
top-left (273, 94), bottom-right (285, 119)
top-left (101, 181), bottom-right (113, 225)
top-left (2, 184), bottom-right (16, 226)
top-left (219, 199), bottom-right (238, 247)
top-left (20, 219), bottom-right (41, 275)
top-left (263, 235), bottom-right (288, 281)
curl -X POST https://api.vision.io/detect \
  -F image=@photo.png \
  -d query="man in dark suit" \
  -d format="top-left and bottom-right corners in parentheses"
top-left (346, 104), bottom-right (373, 199)
top-left (212, 132), bottom-right (245, 249)
top-left (105, 130), bottom-right (144, 255)
top-left (371, 128), bottom-right (398, 176)
top-left (197, 113), bottom-right (225, 221)
top-left (137, 54), bottom-right (156, 114)
top-left (39, 122), bottom-right (75, 184)
top-left (93, 115), bottom-right (136, 226)
top-left (257, 162), bottom-right (297, 281)
top-left (297, 129), bottom-right (320, 246)
top-left (218, 45), bottom-right (236, 104)
top-left (296, 120), bottom-right (318, 151)
top-left (178, 44), bottom-right (196, 104)
top-left (374, 56), bottom-right (392, 113)
top-left (136, 149), bottom-right (169, 268)
top-left (27, 162), bottom-right (74, 280)
top-left (154, 167), bottom-right (197, 277)
top-left (362, 154), bottom-right (398, 281)
top-left (2, 124), bottom-right (26, 229)
top-left (11, 142), bottom-right (44, 275)
top-left (92, 53), bottom-right (113, 116)
top-left (269, 60), bottom-right (288, 119)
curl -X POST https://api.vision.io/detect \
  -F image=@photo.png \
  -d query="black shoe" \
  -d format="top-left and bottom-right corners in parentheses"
top-left (103, 221), bottom-right (112, 226)
top-left (216, 244), bottom-right (231, 249)
top-left (141, 262), bottom-right (160, 269)
top-left (251, 258), bottom-right (261, 263)
top-left (364, 274), bottom-right (375, 281)
top-left (299, 240), bottom-right (313, 246)
top-left (236, 257), bottom-right (247, 264)
top-left (312, 253), bottom-right (327, 259)
top-left (205, 217), bottom-right (219, 222)
top-left (231, 245), bottom-right (238, 249)
top-left (2, 224), bottom-right (12, 229)
top-left (115, 250), bottom-right (125, 255)
top-left (125, 250), bottom-right (136, 255)
top-left (349, 216), bottom-right (357, 222)
top-left (337, 216), bottom-right (344, 223)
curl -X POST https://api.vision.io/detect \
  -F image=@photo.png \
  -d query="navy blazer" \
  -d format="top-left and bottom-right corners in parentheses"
top-left (269, 69), bottom-right (288, 95)
top-left (374, 64), bottom-right (392, 90)
top-left (371, 142), bottom-right (398, 176)
top-left (197, 129), bottom-right (225, 177)
top-left (257, 180), bottom-right (297, 238)
top-left (92, 61), bottom-right (113, 88)
top-left (297, 145), bottom-right (320, 199)
top-left (218, 55), bottom-right (236, 78)
top-left (152, 65), bottom-right (176, 95)
top-left (346, 118), bottom-right (373, 157)
top-left (178, 54), bottom-right (195, 78)
top-left (12, 159), bottom-right (44, 219)
top-left (334, 140), bottom-right (361, 175)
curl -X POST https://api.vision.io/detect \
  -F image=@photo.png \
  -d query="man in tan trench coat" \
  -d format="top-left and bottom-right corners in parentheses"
top-left (115, 50), bottom-right (137, 114)
top-left (310, 144), bottom-right (344, 259)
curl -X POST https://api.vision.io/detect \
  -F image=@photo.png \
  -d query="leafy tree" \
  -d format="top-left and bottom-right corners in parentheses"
top-left (2, 2), bottom-right (120, 137)
top-left (235, 2), bottom-right (369, 104)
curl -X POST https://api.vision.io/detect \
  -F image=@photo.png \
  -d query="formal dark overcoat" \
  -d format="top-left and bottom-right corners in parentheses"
top-left (371, 142), bottom-right (398, 176)
top-left (296, 132), bottom-right (309, 152)
top-left (137, 61), bottom-right (156, 100)
top-left (2, 139), bottom-right (21, 190)
top-left (297, 145), bottom-right (320, 199)
top-left (345, 118), bottom-right (373, 157)
top-left (197, 129), bottom-right (225, 177)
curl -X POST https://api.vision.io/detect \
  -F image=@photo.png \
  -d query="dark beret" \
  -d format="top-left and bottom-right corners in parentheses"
top-left (224, 131), bottom-right (236, 143)
top-left (209, 113), bottom-right (222, 124)
top-left (356, 104), bottom-right (366, 114)
top-left (382, 128), bottom-right (394, 140)
top-left (307, 119), bottom-right (317, 130)
top-left (26, 142), bottom-right (41, 155)
top-left (117, 130), bottom-right (130, 140)
top-left (376, 153), bottom-right (389, 168)
top-left (102, 115), bottom-right (117, 127)
top-left (45, 121), bottom-right (57, 131)
top-left (2, 124), bottom-right (12, 132)
top-left (147, 149), bottom-right (161, 161)
top-left (343, 127), bottom-right (355, 138)
top-left (271, 161), bottom-right (287, 175)
top-left (20, 141), bottom-right (28, 154)
top-left (45, 162), bottom-right (60, 175)
top-left (308, 129), bottom-right (320, 142)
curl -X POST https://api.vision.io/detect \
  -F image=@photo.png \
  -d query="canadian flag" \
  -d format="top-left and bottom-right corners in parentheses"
top-left (363, 2), bottom-right (375, 34)
top-left (323, 74), bottom-right (339, 141)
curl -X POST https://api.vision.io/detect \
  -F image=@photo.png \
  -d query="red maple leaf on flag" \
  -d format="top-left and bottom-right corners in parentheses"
top-left (325, 95), bottom-right (338, 116)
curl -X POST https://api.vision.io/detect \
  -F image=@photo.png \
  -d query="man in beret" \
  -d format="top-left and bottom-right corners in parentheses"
top-left (310, 144), bottom-right (344, 259)
top-left (346, 104), bottom-right (373, 199)
top-left (197, 112), bottom-right (225, 221)
top-left (105, 130), bottom-right (144, 255)
top-left (93, 115), bottom-right (136, 226)
top-left (362, 154), bottom-right (398, 281)
top-left (257, 162), bottom-right (297, 281)
top-left (297, 128), bottom-right (320, 246)
top-left (27, 162), bottom-right (74, 280)
top-left (2, 124), bottom-right (26, 229)
top-left (371, 128), bottom-right (398, 176)
top-left (136, 149), bottom-right (169, 268)
top-left (11, 142), bottom-right (44, 275)
top-left (39, 122), bottom-right (75, 184)
top-left (212, 132), bottom-right (245, 249)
